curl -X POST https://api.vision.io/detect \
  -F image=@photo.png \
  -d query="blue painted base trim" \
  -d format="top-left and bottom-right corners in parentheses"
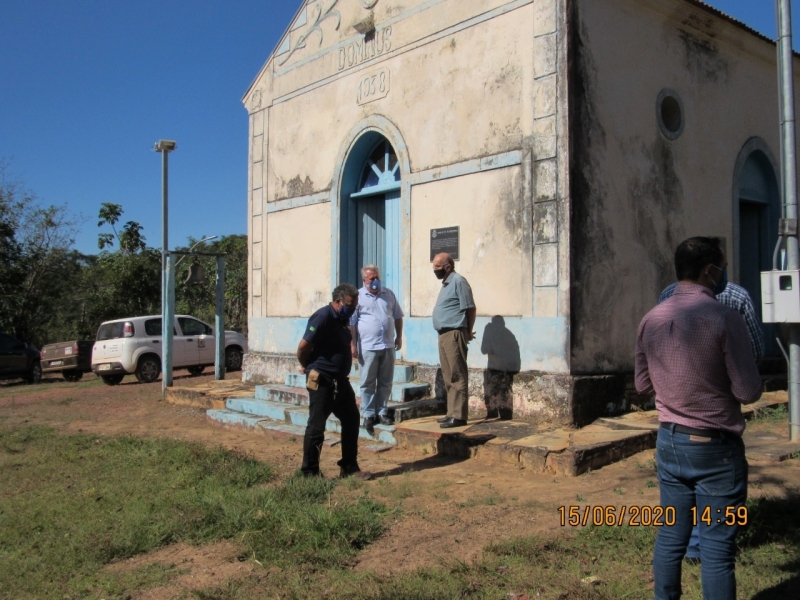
top-left (249, 316), bottom-right (569, 373)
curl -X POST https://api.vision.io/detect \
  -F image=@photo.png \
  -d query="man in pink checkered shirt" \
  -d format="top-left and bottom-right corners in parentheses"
top-left (635, 237), bottom-right (762, 600)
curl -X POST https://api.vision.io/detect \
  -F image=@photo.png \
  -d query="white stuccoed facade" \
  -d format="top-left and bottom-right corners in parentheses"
top-left (241, 0), bottom-right (798, 426)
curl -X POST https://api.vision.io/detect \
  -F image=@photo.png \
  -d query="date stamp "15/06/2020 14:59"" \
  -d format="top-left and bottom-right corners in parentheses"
top-left (558, 505), bottom-right (749, 528)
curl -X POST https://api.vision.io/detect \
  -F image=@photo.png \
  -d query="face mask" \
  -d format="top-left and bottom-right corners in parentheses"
top-left (433, 268), bottom-right (447, 280)
top-left (338, 304), bottom-right (353, 319)
top-left (711, 266), bottom-right (728, 296)
top-left (368, 279), bottom-right (381, 292)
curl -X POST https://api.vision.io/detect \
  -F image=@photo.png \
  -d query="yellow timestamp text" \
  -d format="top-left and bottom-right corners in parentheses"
top-left (691, 506), bottom-right (748, 526)
top-left (558, 505), bottom-right (676, 527)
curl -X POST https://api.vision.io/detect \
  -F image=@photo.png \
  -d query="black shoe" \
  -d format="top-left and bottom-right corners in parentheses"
top-left (439, 418), bottom-right (467, 429)
top-left (363, 416), bottom-right (375, 435)
top-left (436, 416), bottom-right (450, 423)
top-left (379, 414), bottom-right (394, 426)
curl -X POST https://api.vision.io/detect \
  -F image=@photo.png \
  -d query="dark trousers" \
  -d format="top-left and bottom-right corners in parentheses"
top-left (301, 374), bottom-right (361, 475)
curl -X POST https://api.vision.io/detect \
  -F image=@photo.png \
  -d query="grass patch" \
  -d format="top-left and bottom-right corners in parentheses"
top-left (192, 496), bottom-right (800, 599)
top-left (0, 426), bottom-right (386, 600)
top-left (0, 376), bottom-right (104, 399)
top-left (751, 403), bottom-right (789, 423)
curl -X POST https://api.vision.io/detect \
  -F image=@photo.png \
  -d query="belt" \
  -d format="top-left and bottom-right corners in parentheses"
top-left (438, 327), bottom-right (467, 334)
top-left (660, 422), bottom-right (724, 438)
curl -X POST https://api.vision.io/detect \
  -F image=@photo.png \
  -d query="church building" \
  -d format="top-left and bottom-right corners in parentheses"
top-left (241, 0), bottom-right (792, 425)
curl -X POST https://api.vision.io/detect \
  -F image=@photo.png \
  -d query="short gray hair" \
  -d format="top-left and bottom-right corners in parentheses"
top-left (332, 283), bottom-right (358, 302)
top-left (361, 264), bottom-right (380, 278)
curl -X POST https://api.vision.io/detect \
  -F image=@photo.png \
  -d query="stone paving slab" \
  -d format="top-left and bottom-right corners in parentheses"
top-left (166, 380), bottom-right (255, 409)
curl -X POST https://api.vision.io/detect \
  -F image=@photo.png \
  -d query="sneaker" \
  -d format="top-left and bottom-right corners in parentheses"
top-left (379, 414), bottom-right (394, 426)
top-left (340, 468), bottom-right (373, 481)
top-left (363, 416), bottom-right (375, 435)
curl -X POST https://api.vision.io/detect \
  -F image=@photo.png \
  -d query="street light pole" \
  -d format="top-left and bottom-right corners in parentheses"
top-left (154, 139), bottom-right (176, 397)
top-left (776, 1), bottom-right (800, 440)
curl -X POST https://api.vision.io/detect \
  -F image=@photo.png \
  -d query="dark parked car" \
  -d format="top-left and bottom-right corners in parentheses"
top-left (0, 332), bottom-right (42, 384)
top-left (41, 341), bottom-right (93, 382)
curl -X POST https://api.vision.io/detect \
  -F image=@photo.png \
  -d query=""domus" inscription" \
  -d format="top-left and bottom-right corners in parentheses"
top-left (338, 27), bottom-right (393, 71)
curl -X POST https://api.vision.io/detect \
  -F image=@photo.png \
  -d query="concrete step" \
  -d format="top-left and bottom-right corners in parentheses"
top-left (255, 384), bottom-right (309, 405)
top-left (208, 409), bottom-right (330, 441)
top-left (285, 363), bottom-right (416, 388)
top-left (271, 378), bottom-right (430, 403)
top-left (363, 380), bottom-right (430, 402)
top-left (213, 397), bottom-right (400, 445)
top-left (351, 362), bottom-right (416, 383)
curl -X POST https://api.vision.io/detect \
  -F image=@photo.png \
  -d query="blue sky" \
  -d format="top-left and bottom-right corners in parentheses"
top-left (0, 0), bottom-right (796, 255)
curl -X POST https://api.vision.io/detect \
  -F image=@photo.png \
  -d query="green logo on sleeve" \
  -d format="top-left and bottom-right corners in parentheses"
top-left (309, 326), bottom-right (316, 332)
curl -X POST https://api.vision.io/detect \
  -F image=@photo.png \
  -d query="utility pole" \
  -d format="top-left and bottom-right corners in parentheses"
top-left (776, 0), bottom-right (800, 440)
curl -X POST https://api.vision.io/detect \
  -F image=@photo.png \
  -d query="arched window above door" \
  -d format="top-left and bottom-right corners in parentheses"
top-left (351, 140), bottom-right (401, 198)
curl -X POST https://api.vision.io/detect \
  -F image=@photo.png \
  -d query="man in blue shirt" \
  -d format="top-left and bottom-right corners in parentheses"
top-left (432, 252), bottom-right (476, 428)
top-left (350, 264), bottom-right (404, 434)
top-left (297, 284), bottom-right (371, 480)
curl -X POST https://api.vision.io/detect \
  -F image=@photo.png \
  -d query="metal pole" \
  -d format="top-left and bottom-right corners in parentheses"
top-left (777, 0), bottom-right (800, 440)
top-left (163, 253), bottom-right (175, 395)
top-left (161, 149), bottom-right (169, 318)
top-left (215, 256), bottom-right (226, 381)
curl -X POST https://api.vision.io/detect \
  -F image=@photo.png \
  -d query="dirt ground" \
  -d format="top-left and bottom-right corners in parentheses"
top-left (3, 372), bottom-right (800, 598)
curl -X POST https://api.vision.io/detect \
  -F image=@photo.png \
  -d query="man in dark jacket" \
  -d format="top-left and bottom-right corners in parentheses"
top-left (297, 283), bottom-right (371, 480)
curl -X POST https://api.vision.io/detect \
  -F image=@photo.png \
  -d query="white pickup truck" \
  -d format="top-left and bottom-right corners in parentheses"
top-left (91, 315), bottom-right (248, 385)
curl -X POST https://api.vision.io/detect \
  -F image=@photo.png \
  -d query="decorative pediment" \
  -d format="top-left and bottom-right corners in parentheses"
top-left (275, 0), bottom-right (343, 67)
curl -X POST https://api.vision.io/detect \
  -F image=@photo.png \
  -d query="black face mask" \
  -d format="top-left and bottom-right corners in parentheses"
top-left (434, 268), bottom-right (447, 280)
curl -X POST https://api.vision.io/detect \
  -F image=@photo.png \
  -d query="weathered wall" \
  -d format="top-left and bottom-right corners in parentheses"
top-left (410, 166), bottom-right (530, 318)
top-left (570, 0), bottom-right (788, 373)
top-left (266, 202), bottom-right (331, 316)
top-left (243, 0), bottom-right (576, 420)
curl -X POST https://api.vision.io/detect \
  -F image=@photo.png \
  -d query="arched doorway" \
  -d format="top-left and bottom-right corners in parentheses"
top-left (734, 140), bottom-right (780, 356)
top-left (339, 135), bottom-right (402, 295)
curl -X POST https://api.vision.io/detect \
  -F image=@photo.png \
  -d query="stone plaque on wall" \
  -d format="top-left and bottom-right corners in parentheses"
top-left (430, 227), bottom-right (459, 261)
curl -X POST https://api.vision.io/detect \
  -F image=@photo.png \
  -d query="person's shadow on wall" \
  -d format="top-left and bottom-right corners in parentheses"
top-left (480, 316), bottom-right (521, 420)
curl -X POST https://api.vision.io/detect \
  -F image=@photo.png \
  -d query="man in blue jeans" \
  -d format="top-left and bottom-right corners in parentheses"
top-left (350, 264), bottom-right (404, 434)
top-left (657, 280), bottom-right (764, 564)
top-left (636, 237), bottom-right (762, 599)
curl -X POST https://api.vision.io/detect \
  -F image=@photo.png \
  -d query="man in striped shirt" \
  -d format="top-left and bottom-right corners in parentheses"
top-left (636, 237), bottom-right (762, 600)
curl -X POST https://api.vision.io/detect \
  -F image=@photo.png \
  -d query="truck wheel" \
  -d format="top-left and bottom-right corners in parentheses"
top-left (135, 356), bottom-right (161, 384)
top-left (63, 370), bottom-right (84, 382)
top-left (101, 374), bottom-right (124, 386)
top-left (187, 365), bottom-right (205, 376)
top-left (225, 347), bottom-right (243, 372)
top-left (26, 362), bottom-right (42, 385)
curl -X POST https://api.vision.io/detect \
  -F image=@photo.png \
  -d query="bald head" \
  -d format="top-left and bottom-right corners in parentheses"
top-left (432, 253), bottom-right (455, 281)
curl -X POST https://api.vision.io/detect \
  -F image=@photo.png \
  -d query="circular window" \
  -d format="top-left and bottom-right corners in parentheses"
top-left (656, 89), bottom-right (684, 140)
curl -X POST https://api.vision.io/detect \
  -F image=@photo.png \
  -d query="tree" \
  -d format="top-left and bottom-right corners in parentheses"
top-left (174, 235), bottom-right (247, 335)
top-left (97, 202), bottom-right (147, 253)
top-left (85, 203), bottom-right (161, 328)
top-left (0, 160), bottom-right (85, 346)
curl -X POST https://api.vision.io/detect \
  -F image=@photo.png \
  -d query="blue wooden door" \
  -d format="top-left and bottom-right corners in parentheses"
top-left (356, 195), bottom-right (386, 280)
top-left (348, 140), bottom-right (402, 298)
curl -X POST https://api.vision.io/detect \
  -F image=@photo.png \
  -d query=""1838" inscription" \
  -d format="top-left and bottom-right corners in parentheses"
top-left (357, 68), bottom-right (390, 105)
